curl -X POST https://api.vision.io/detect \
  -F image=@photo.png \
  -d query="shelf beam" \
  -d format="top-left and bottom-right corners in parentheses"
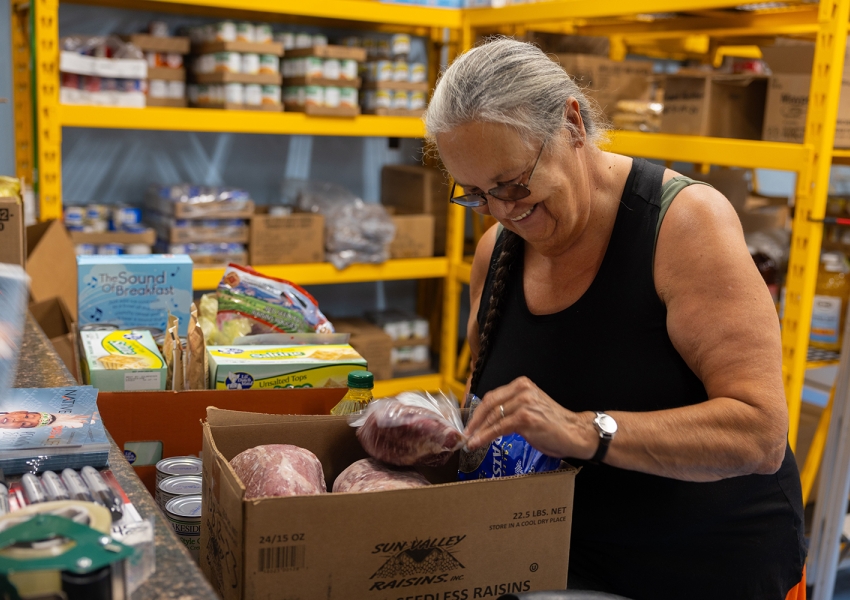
top-left (193, 258), bottom-right (449, 290)
top-left (59, 105), bottom-right (426, 138)
top-left (604, 131), bottom-right (812, 173)
top-left (63, 0), bottom-right (462, 28)
top-left (373, 374), bottom-right (444, 397)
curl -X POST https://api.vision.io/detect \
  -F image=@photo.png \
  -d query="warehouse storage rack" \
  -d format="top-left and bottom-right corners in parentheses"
top-left (11, 0), bottom-right (849, 442)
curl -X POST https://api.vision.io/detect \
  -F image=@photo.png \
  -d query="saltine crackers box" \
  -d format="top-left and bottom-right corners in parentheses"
top-left (81, 330), bottom-right (167, 391)
top-left (77, 254), bottom-right (193, 336)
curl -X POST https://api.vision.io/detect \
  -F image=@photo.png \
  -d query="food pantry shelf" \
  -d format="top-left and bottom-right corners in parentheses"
top-left (62, 0), bottom-right (463, 28)
top-left (58, 105), bottom-right (426, 138)
top-left (192, 257), bottom-right (449, 290)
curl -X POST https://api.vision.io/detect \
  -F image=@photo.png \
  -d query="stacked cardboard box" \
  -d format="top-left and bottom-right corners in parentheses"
top-left (249, 209), bottom-right (325, 265)
top-left (381, 165), bottom-right (447, 256)
top-left (330, 318), bottom-right (393, 381)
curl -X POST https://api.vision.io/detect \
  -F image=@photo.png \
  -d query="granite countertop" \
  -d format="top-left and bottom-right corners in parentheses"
top-left (15, 315), bottom-right (218, 599)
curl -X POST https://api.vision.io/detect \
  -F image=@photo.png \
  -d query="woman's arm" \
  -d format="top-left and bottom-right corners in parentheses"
top-left (465, 184), bottom-right (788, 482)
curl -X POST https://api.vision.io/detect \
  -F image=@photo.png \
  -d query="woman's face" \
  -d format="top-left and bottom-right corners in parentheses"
top-left (436, 118), bottom-right (590, 255)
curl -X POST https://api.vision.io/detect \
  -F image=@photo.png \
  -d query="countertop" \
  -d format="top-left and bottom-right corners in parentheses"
top-left (14, 315), bottom-right (218, 599)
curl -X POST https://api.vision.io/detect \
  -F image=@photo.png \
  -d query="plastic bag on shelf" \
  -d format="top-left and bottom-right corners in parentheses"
top-left (216, 263), bottom-right (334, 335)
top-left (350, 391), bottom-right (466, 467)
top-left (458, 395), bottom-right (561, 481)
top-left (286, 179), bottom-right (396, 269)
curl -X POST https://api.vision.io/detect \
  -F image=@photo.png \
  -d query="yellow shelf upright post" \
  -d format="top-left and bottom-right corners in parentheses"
top-left (11, 2), bottom-right (33, 184)
top-left (441, 201), bottom-right (467, 396)
top-left (781, 0), bottom-right (850, 452)
top-left (34, 0), bottom-right (61, 221)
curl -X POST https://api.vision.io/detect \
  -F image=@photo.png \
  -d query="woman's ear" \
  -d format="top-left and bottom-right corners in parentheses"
top-left (565, 97), bottom-right (587, 148)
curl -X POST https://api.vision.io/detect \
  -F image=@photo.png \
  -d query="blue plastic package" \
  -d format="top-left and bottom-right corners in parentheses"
top-left (0, 264), bottom-right (29, 392)
top-left (458, 394), bottom-right (562, 481)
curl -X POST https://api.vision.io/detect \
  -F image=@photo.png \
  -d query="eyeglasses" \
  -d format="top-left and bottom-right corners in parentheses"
top-left (449, 142), bottom-right (546, 208)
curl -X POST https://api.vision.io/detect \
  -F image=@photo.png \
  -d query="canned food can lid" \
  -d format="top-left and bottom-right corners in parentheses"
top-left (157, 456), bottom-right (203, 475)
top-left (166, 495), bottom-right (203, 518)
top-left (159, 475), bottom-right (204, 494)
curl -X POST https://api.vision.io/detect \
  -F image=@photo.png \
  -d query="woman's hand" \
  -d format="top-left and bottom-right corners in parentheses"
top-left (464, 376), bottom-right (596, 460)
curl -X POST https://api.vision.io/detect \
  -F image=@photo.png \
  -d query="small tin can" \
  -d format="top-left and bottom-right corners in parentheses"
top-left (214, 21), bottom-right (236, 43)
top-left (276, 32), bottom-right (295, 50)
top-left (166, 53), bottom-right (183, 69)
top-left (236, 22), bottom-right (255, 43)
top-left (214, 52), bottom-right (241, 73)
top-left (225, 82), bottom-right (244, 104)
top-left (165, 495), bottom-right (202, 564)
top-left (156, 456), bottom-right (203, 485)
top-left (392, 90), bottom-right (410, 110)
top-left (323, 59), bottom-right (341, 80)
top-left (340, 59), bottom-right (358, 81)
top-left (313, 34), bottom-right (328, 47)
top-left (156, 475), bottom-right (203, 511)
top-left (149, 79), bottom-right (168, 99)
top-left (167, 80), bottom-right (185, 99)
top-left (284, 86), bottom-right (305, 106)
top-left (393, 60), bottom-right (409, 82)
top-left (113, 205), bottom-right (142, 228)
top-left (262, 85), bottom-right (281, 105)
top-left (98, 243), bottom-right (125, 255)
top-left (391, 33), bottom-right (411, 58)
top-left (305, 57), bottom-right (324, 78)
top-left (64, 206), bottom-right (85, 228)
top-left (149, 21), bottom-right (169, 37)
top-left (75, 243), bottom-right (97, 256)
top-left (374, 60), bottom-right (393, 82)
top-left (295, 33), bottom-right (313, 49)
top-left (409, 90), bottom-right (426, 111)
top-left (244, 83), bottom-right (262, 106)
top-left (241, 53), bottom-right (260, 75)
top-left (86, 204), bottom-right (110, 222)
top-left (409, 62), bottom-right (427, 83)
top-left (339, 87), bottom-right (358, 108)
top-left (374, 89), bottom-right (391, 109)
top-left (324, 86), bottom-right (341, 108)
top-left (254, 24), bottom-right (273, 44)
top-left (259, 54), bottom-right (279, 75)
top-left (305, 86), bottom-right (324, 107)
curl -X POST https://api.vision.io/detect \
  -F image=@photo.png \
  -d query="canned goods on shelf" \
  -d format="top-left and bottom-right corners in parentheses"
top-left (125, 244), bottom-right (152, 255)
top-left (244, 83), bottom-right (262, 106)
top-left (305, 86), bottom-right (324, 107)
top-left (374, 60), bottom-right (393, 82)
top-left (305, 57), bottom-right (324, 78)
top-left (214, 52), bottom-right (241, 74)
top-left (276, 32), bottom-right (295, 50)
top-left (323, 59), bottom-right (341, 80)
top-left (236, 22), bottom-right (255, 43)
top-left (339, 87), bottom-right (358, 108)
top-left (112, 205), bottom-right (142, 228)
top-left (393, 61), bottom-right (409, 82)
top-left (391, 90), bottom-right (410, 110)
top-left (167, 80), bottom-right (185, 99)
top-left (255, 24), bottom-right (273, 44)
top-left (410, 63), bottom-right (427, 83)
top-left (241, 53), bottom-right (260, 75)
top-left (98, 243), bottom-right (125, 256)
top-left (259, 54), bottom-right (279, 75)
top-left (340, 59), bottom-right (358, 81)
top-left (149, 80), bottom-right (168, 98)
top-left (324, 87), bottom-right (341, 108)
top-left (156, 475), bottom-right (203, 511)
top-left (214, 21), bottom-right (236, 43)
top-left (64, 206), bottom-right (85, 227)
top-left (313, 34), bottom-right (328, 47)
top-left (225, 83), bottom-right (244, 104)
top-left (409, 90), bottom-right (426, 111)
top-left (165, 495), bottom-right (202, 563)
top-left (391, 34), bottom-right (411, 58)
top-left (149, 21), bottom-right (169, 37)
top-left (262, 85), bottom-right (281, 105)
top-left (295, 33), bottom-right (313, 49)
top-left (75, 243), bottom-right (97, 256)
top-left (156, 456), bottom-right (203, 485)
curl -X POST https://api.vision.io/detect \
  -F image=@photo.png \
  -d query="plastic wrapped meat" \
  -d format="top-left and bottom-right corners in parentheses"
top-left (230, 444), bottom-right (327, 500)
top-left (351, 392), bottom-right (466, 467)
top-left (333, 458), bottom-right (430, 493)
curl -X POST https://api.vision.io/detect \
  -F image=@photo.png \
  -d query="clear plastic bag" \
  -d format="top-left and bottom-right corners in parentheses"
top-left (350, 391), bottom-right (466, 467)
top-left (333, 458), bottom-right (430, 493)
top-left (287, 179), bottom-right (396, 269)
top-left (458, 395), bottom-right (561, 480)
top-left (231, 444), bottom-right (326, 500)
top-left (216, 263), bottom-right (334, 335)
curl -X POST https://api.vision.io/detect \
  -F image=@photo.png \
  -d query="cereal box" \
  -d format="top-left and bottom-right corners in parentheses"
top-left (81, 330), bottom-right (167, 391)
top-left (77, 255), bottom-right (193, 335)
top-left (207, 344), bottom-right (367, 390)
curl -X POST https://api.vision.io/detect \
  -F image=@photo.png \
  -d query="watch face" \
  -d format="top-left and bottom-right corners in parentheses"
top-left (595, 413), bottom-right (618, 435)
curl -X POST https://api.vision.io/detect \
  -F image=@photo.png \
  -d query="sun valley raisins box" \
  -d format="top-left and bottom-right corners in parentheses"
top-left (201, 408), bottom-right (576, 600)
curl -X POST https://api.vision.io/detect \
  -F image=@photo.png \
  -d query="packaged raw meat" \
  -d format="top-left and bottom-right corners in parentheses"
top-left (230, 444), bottom-right (327, 500)
top-left (333, 458), bottom-right (430, 493)
top-left (350, 391), bottom-right (466, 467)
top-left (459, 395), bottom-right (561, 481)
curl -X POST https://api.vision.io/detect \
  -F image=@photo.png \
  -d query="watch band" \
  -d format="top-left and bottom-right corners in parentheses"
top-left (591, 435), bottom-right (612, 464)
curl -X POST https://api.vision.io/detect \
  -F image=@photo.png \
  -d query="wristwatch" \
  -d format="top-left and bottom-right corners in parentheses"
top-left (591, 412), bottom-right (618, 464)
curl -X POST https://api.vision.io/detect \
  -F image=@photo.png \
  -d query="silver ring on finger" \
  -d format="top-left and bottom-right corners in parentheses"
top-left (500, 404), bottom-right (505, 420)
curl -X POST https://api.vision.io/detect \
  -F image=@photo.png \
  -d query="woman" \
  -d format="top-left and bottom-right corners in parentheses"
top-left (425, 38), bottom-right (806, 599)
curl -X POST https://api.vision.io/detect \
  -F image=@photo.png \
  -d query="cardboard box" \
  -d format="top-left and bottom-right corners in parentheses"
top-left (69, 229), bottom-right (157, 247)
top-left (761, 43), bottom-right (850, 146)
top-left (389, 214), bottom-right (435, 259)
top-left (98, 387), bottom-right (345, 493)
top-left (0, 196), bottom-right (25, 266)
top-left (77, 254), bottom-right (194, 335)
top-left (738, 194), bottom-right (790, 233)
top-left (26, 220), bottom-right (78, 316)
top-left (81, 330), bottom-right (167, 391)
top-left (330, 318), bottom-right (393, 381)
top-left (200, 408), bottom-right (577, 600)
top-left (553, 54), bottom-right (653, 115)
top-left (249, 211), bottom-right (324, 265)
top-left (679, 168), bottom-right (749, 212)
top-left (381, 165), bottom-right (448, 255)
top-left (29, 297), bottom-right (81, 381)
top-left (207, 344), bottom-right (366, 389)
top-left (661, 72), bottom-right (768, 139)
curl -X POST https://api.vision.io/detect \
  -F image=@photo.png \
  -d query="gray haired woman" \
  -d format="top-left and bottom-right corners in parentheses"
top-left (427, 38), bottom-right (806, 599)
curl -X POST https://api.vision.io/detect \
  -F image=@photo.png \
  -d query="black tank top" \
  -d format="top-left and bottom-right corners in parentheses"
top-left (475, 158), bottom-right (806, 600)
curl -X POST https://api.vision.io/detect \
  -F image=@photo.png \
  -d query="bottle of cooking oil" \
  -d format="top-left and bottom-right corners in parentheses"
top-left (330, 371), bottom-right (374, 415)
top-left (811, 252), bottom-right (850, 352)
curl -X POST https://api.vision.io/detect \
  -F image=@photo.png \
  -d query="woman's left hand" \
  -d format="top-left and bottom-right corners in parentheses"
top-left (464, 376), bottom-right (594, 459)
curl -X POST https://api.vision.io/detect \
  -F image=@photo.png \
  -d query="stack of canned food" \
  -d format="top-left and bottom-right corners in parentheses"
top-left (65, 204), bottom-right (153, 256)
top-left (155, 456), bottom-right (203, 564)
top-left (281, 56), bottom-right (360, 110)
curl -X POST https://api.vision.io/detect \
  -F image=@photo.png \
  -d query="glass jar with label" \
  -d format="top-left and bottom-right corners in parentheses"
top-left (811, 251), bottom-right (850, 351)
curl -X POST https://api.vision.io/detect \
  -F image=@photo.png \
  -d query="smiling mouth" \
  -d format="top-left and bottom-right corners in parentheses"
top-left (510, 204), bottom-right (536, 222)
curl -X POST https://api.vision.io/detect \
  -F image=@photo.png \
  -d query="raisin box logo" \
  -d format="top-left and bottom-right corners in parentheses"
top-left (368, 535), bottom-right (466, 591)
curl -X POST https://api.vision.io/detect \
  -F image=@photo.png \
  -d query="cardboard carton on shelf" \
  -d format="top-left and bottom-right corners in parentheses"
top-left (660, 72), bottom-right (768, 139)
top-left (26, 220), bottom-right (78, 315)
top-left (69, 228), bottom-right (157, 247)
top-left (761, 42), bottom-right (850, 146)
top-left (29, 296), bottom-right (81, 382)
top-left (249, 210), bottom-right (324, 265)
top-left (552, 53), bottom-right (653, 117)
top-left (200, 408), bottom-right (576, 600)
top-left (389, 213), bottom-right (435, 259)
top-left (381, 165), bottom-right (448, 255)
top-left (329, 317), bottom-right (393, 381)
top-left (0, 195), bottom-right (25, 266)
top-left (98, 387), bottom-right (345, 494)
